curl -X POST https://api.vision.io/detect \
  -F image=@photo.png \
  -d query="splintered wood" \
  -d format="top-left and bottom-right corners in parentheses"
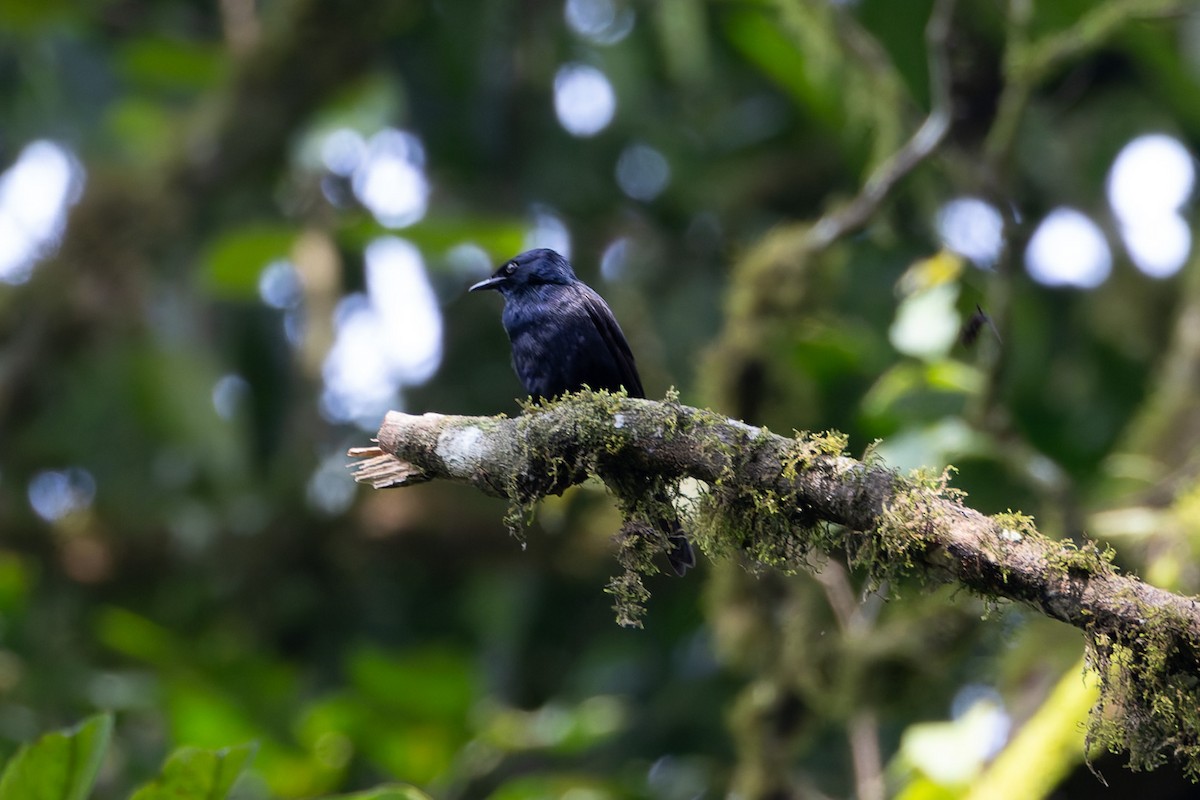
top-left (346, 446), bottom-right (428, 489)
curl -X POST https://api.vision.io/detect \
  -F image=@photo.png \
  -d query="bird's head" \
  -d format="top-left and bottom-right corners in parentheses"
top-left (469, 248), bottom-right (577, 296)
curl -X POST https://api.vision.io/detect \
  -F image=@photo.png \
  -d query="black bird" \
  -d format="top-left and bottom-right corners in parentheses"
top-left (470, 248), bottom-right (696, 576)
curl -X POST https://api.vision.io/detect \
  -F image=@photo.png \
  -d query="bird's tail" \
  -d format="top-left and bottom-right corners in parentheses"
top-left (664, 517), bottom-right (696, 576)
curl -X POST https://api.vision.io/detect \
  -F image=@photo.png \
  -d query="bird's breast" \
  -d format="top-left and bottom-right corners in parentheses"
top-left (501, 289), bottom-right (596, 398)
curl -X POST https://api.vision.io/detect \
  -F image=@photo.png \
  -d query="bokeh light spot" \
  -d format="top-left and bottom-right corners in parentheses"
top-left (351, 129), bottom-right (429, 228)
top-left (525, 209), bottom-right (572, 256)
top-left (936, 197), bottom-right (1004, 267)
top-left (321, 128), bottom-right (367, 177)
top-left (446, 242), bottom-right (493, 282)
top-left (258, 259), bottom-right (303, 309)
top-left (283, 308), bottom-right (306, 347)
top-left (321, 294), bottom-right (392, 425)
top-left (902, 691), bottom-right (1010, 785)
top-left (1108, 134), bottom-right (1194, 223)
top-left (564, 0), bottom-right (635, 44)
top-left (616, 143), bottom-right (670, 201)
top-left (890, 283), bottom-right (961, 360)
top-left (0, 141), bottom-right (85, 284)
top-left (1107, 134), bottom-right (1194, 279)
top-left (1119, 214), bottom-right (1191, 279)
top-left (366, 237), bottom-right (443, 383)
top-left (1025, 208), bottom-right (1111, 289)
top-left (554, 64), bottom-right (616, 137)
top-left (307, 454), bottom-right (357, 515)
top-left (600, 237), bottom-right (631, 282)
top-left (321, 238), bottom-right (443, 428)
top-left (28, 468), bottom-right (96, 522)
top-left (212, 374), bottom-right (250, 420)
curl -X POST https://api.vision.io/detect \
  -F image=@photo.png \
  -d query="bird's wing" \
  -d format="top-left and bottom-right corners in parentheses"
top-left (578, 286), bottom-right (645, 398)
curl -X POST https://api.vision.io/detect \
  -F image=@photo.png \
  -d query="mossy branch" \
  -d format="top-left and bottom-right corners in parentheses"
top-left (351, 391), bottom-right (1200, 777)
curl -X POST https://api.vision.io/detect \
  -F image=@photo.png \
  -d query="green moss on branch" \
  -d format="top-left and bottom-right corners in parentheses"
top-left (354, 392), bottom-right (1200, 777)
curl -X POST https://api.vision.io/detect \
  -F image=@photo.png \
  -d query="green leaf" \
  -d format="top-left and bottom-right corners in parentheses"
top-left (0, 713), bottom-right (114, 800)
top-left (338, 217), bottom-right (528, 263)
top-left (106, 98), bottom-right (178, 166)
top-left (487, 775), bottom-right (612, 800)
top-left (324, 785), bottom-right (434, 800)
top-left (201, 225), bottom-right (296, 300)
top-left (0, 0), bottom-right (75, 30)
top-left (129, 743), bottom-right (257, 800)
top-left (0, 552), bottom-right (32, 614)
top-left (348, 646), bottom-right (474, 720)
top-left (723, 7), bottom-right (833, 124)
top-left (96, 607), bottom-right (179, 667)
top-left (118, 38), bottom-right (226, 94)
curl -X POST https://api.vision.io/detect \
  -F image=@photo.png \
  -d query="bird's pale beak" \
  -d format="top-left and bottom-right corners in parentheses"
top-left (469, 275), bottom-right (506, 292)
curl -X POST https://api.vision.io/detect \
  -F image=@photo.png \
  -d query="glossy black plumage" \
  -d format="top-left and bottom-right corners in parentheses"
top-left (470, 249), bottom-right (643, 400)
top-left (470, 248), bottom-right (695, 575)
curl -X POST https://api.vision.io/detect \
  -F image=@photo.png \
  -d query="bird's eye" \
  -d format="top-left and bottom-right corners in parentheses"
top-left (504, 262), bottom-right (517, 276)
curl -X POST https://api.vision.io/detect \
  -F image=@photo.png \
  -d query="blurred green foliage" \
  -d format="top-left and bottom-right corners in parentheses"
top-left (1, 0), bottom-right (1200, 797)
top-left (0, 712), bottom-right (431, 800)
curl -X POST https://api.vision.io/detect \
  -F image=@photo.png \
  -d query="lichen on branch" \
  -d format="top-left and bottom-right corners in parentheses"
top-left (350, 390), bottom-right (1200, 778)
